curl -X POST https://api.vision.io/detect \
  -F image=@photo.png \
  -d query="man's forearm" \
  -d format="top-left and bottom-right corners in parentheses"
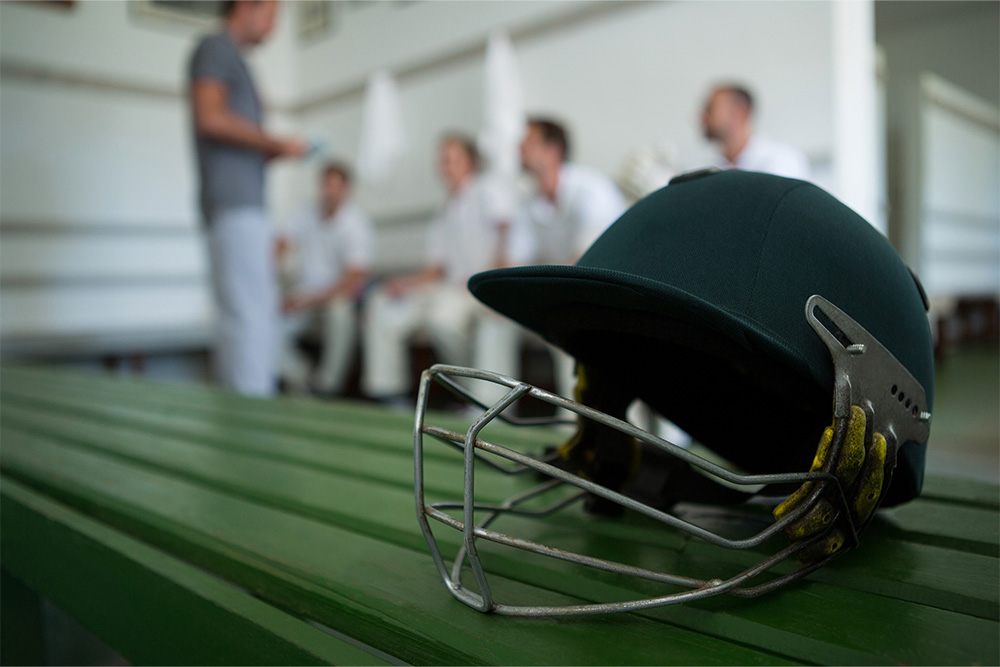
top-left (196, 109), bottom-right (279, 154)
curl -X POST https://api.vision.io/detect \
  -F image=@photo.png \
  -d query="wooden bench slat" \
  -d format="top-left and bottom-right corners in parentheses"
top-left (5, 365), bottom-right (990, 511)
top-left (1, 431), bottom-right (803, 666)
top-left (1, 365), bottom-right (545, 449)
top-left (3, 387), bottom-right (998, 623)
top-left (1, 477), bottom-right (394, 666)
top-left (4, 366), bottom-right (998, 665)
top-left (4, 425), bottom-right (998, 665)
top-left (881, 500), bottom-right (999, 556)
top-left (0, 374), bottom-right (555, 460)
top-left (4, 384), bottom-right (996, 557)
top-left (920, 475), bottom-right (1000, 509)
top-left (0, 398), bottom-right (532, 506)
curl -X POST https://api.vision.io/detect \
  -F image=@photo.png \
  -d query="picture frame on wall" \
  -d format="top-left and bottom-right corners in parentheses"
top-left (298, 0), bottom-right (335, 42)
top-left (14, 1), bottom-right (76, 11)
top-left (129, 1), bottom-right (226, 31)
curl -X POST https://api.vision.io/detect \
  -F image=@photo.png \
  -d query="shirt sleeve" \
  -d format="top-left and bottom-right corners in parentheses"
top-left (479, 173), bottom-right (517, 226)
top-left (574, 175), bottom-right (628, 257)
top-left (424, 214), bottom-right (447, 266)
top-left (281, 207), bottom-right (310, 244)
top-left (770, 147), bottom-right (811, 181)
top-left (189, 35), bottom-right (233, 86)
top-left (505, 206), bottom-right (537, 266)
top-left (344, 209), bottom-right (376, 269)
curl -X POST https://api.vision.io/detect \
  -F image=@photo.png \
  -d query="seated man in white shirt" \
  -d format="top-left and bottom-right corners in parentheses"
top-left (519, 117), bottom-right (628, 265)
top-left (701, 84), bottom-right (811, 180)
top-left (362, 134), bottom-right (529, 403)
top-left (516, 117), bottom-right (628, 396)
top-left (278, 162), bottom-right (375, 395)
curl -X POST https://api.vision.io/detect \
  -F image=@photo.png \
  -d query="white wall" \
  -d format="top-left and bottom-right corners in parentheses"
top-left (877, 1), bottom-right (1000, 271)
top-left (292, 1), bottom-right (840, 270)
top-left (0, 0), bottom-right (862, 355)
top-left (0, 0), bottom-right (300, 350)
top-left (919, 75), bottom-right (1000, 298)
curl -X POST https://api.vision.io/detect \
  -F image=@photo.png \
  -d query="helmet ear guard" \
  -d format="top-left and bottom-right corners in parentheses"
top-left (775, 295), bottom-right (931, 562)
top-left (413, 295), bottom-right (931, 616)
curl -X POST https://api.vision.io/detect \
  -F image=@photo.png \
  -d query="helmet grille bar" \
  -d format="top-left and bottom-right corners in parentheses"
top-left (413, 364), bottom-right (852, 615)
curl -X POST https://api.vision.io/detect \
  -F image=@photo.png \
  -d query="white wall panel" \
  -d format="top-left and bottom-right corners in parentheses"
top-left (1, 284), bottom-right (211, 338)
top-left (919, 75), bottom-right (1000, 297)
top-left (0, 79), bottom-right (196, 225)
top-left (0, 234), bottom-right (206, 281)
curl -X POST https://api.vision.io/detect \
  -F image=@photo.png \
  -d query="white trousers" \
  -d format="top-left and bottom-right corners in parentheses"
top-left (207, 207), bottom-right (278, 397)
top-left (362, 283), bottom-right (521, 399)
top-left (280, 298), bottom-right (357, 393)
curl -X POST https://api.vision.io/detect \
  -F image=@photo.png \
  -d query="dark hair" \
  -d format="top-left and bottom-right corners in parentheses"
top-left (721, 84), bottom-right (754, 114)
top-left (222, 0), bottom-right (263, 18)
top-left (440, 133), bottom-right (481, 170)
top-left (527, 116), bottom-right (570, 161)
top-left (322, 161), bottom-right (352, 184)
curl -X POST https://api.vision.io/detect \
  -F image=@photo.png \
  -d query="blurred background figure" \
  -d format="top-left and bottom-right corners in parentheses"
top-left (518, 117), bottom-right (627, 265)
top-left (277, 162), bottom-right (374, 396)
top-left (362, 134), bottom-right (529, 404)
top-left (189, 0), bottom-right (306, 396)
top-left (517, 117), bottom-right (628, 397)
top-left (701, 83), bottom-right (810, 180)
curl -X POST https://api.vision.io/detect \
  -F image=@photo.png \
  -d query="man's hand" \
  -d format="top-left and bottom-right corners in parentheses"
top-left (282, 292), bottom-right (316, 314)
top-left (267, 137), bottom-right (308, 161)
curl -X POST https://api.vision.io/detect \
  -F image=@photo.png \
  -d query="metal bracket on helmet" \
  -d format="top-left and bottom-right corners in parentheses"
top-left (412, 296), bottom-right (930, 616)
top-left (806, 295), bottom-right (931, 452)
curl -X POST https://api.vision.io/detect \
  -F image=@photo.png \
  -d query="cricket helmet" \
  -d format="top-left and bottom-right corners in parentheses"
top-left (414, 169), bottom-right (934, 615)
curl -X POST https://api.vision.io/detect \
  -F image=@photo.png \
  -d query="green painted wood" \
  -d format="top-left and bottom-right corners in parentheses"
top-left (0, 432), bottom-right (800, 666)
top-left (1, 477), bottom-right (394, 666)
top-left (3, 366), bottom-right (998, 665)
top-left (3, 365), bottom-right (990, 509)
top-left (3, 426), bottom-right (998, 665)
top-left (1, 569), bottom-right (47, 666)
top-left (0, 373), bottom-right (555, 463)
top-left (880, 500), bottom-right (999, 556)
top-left (0, 398), bottom-right (534, 508)
top-left (0, 365), bottom-right (555, 452)
top-left (920, 476), bottom-right (1000, 509)
top-left (2, 375), bottom-right (998, 623)
top-left (2, 384), bottom-right (996, 557)
top-left (2, 394), bottom-right (997, 624)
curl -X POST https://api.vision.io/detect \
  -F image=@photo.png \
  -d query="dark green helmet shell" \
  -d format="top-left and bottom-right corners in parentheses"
top-left (470, 170), bottom-right (934, 505)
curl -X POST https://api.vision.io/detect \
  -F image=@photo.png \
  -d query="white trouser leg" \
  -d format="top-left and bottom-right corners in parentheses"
top-left (362, 287), bottom-right (427, 397)
top-left (314, 298), bottom-right (357, 393)
top-left (279, 312), bottom-right (312, 390)
top-left (471, 314), bottom-right (522, 407)
top-left (425, 285), bottom-right (479, 368)
top-left (207, 207), bottom-right (277, 397)
top-left (549, 345), bottom-right (579, 421)
top-left (550, 345), bottom-right (577, 398)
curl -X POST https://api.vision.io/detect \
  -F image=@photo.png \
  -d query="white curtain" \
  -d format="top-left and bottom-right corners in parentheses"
top-left (357, 70), bottom-right (406, 185)
top-left (479, 31), bottom-right (525, 179)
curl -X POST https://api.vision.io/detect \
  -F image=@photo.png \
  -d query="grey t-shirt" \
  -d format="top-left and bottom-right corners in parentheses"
top-left (189, 32), bottom-right (265, 221)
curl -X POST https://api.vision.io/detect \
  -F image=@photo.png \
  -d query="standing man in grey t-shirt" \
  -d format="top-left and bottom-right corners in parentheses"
top-left (189, 0), bottom-right (305, 396)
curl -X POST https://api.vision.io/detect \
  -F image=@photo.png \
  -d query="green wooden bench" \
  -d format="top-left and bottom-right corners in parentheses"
top-left (1, 365), bottom-right (997, 665)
